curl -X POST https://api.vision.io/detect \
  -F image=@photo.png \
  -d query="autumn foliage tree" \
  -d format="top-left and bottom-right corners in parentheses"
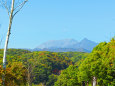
top-left (0, 62), bottom-right (27, 86)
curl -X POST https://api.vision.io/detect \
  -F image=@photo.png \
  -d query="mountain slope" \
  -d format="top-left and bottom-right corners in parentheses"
top-left (37, 39), bottom-right (78, 49)
top-left (34, 38), bottom-right (98, 52)
top-left (78, 38), bottom-right (98, 51)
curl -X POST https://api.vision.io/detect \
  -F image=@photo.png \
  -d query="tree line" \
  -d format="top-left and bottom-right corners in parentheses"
top-left (55, 38), bottom-right (115, 86)
top-left (0, 38), bottom-right (115, 86)
top-left (0, 49), bottom-right (88, 86)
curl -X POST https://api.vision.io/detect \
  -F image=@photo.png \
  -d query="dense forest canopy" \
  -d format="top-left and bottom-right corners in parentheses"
top-left (0, 49), bottom-right (87, 85)
top-left (0, 38), bottom-right (115, 86)
top-left (55, 38), bottom-right (115, 86)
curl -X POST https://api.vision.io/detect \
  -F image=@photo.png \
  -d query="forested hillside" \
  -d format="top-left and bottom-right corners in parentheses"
top-left (0, 38), bottom-right (115, 86)
top-left (0, 0), bottom-right (114, 86)
top-left (0, 49), bottom-right (88, 85)
top-left (55, 38), bottom-right (115, 86)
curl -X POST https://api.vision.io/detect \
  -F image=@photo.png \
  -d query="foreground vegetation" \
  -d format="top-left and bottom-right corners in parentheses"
top-left (0, 49), bottom-right (87, 85)
top-left (55, 38), bottom-right (115, 86)
top-left (0, 38), bottom-right (115, 86)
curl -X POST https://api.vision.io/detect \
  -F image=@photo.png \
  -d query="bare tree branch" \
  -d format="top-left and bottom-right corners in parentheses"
top-left (0, 35), bottom-right (4, 48)
top-left (13, 0), bottom-right (28, 18)
top-left (14, 0), bottom-right (27, 11)
top-left (0, 0), bottom-right (10, 17)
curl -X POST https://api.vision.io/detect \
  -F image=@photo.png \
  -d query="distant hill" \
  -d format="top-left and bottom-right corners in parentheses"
top-left (33, 38), bottom-right (98, 52)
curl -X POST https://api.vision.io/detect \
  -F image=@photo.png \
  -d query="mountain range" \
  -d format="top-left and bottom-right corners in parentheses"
top-left (33, 38), bottom-right (98, 52)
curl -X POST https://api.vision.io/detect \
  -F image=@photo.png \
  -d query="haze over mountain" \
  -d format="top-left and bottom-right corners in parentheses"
top-left (33, 38), bottom-right (98, 52)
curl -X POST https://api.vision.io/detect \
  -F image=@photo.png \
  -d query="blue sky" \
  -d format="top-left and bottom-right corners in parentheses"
top-left (0, 0), bottom-right (115, 49)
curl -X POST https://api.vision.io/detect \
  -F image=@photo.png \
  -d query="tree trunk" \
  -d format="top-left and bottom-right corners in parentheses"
top-left (87, 81), bottom-right (88, 86)
top-left (92, 76), bottom-right (96, 86)
top-left (3, 0), bottom-right (14, 69)
top-left (82, 81), bottom-right (85, 86)
top-left (27, 65), bottom-right (32, 86)
top-left (2, 0), bottom-right (14, 85)
top-left (27, 71), bottom-right (30, 86)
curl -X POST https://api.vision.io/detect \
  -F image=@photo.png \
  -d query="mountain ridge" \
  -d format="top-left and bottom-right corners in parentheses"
top-left (34, 38), bottom-right (98, 52)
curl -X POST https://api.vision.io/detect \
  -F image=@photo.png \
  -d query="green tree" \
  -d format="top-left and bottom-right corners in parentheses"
top-left (78, 38), bottom-right (115, 85)
top-left (46, 74), bottom-right (58, 86)
top-left (55, 65), bottom-right (80, 86)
